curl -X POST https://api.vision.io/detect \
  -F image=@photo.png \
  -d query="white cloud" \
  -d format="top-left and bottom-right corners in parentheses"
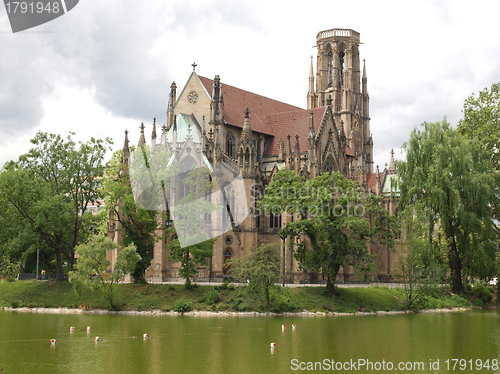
top-left (1, 0), bottom-right (500, 169)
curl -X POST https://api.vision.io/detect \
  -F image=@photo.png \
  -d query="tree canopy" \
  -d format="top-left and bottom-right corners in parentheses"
top-left (0, 132), bottom-right (111, 280)
top-left (258, 169), bottom-right (380, 293)
top-left (70, 235), bottom-right (140, 310)
top-left (102, 147), bottom-right (162, 284)
top-left (458, 82), bottom-right (500, 219)
top-left (398, 120), bottom-right (499, 294)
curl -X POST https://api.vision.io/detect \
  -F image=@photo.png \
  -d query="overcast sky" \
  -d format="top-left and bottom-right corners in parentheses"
top-left (1, 0), bottom-right (499, 170)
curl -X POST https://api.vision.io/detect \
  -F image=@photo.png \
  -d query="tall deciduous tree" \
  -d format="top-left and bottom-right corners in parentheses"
top-left (102, 148), bottom-right (162, 284)
top-left (398, 120), bottom-right (499, 294)
top-left (0, 132), bottom-right (111, 280)
top-left (458, 82), bottom-right (500, 219)
top-left (259, 169), bottom-right (373, 293)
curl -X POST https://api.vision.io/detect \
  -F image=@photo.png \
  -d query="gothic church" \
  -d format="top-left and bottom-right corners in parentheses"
top-left (109, 28), bottom-right (399, 283)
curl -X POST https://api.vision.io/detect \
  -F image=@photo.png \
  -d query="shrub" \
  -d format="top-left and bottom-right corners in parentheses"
top-left (205, 289), bottom-right (220, 305)
top-left (173, 298), bottom-right (193, 313)
top-left (450, 294), bottom-right (469, 307)
top-left (471, 282), bottom-right (493, 304)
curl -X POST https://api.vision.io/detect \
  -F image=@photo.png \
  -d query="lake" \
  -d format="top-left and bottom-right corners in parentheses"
top-left (0, 309), bottom-right (499, 373)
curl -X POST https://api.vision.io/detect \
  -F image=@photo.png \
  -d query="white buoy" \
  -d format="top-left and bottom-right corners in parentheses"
top-left (143, 333), bottom-right (149, 339)
top-left (86, 326), bottom-right (91, 333)
top-left (270, 342), bottom-right (276, 348)
top-left (292, 324), bottom-right (296, 330)
top-left (70, 326), bottom-right (75, 333)
top-left (282, 324), bottom-right (286, 330)
top-left (95, 336), bottom-right (100, 342)
top-left (50, 339), bottom-right (56, 344)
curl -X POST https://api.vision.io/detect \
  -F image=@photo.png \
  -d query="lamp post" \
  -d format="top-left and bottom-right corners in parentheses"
top-left (36, 247), bottom-right (39, 280)
top-left (282, 237), bottom-right (286, 287)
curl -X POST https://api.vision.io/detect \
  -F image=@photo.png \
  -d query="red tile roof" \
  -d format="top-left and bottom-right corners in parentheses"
top-left (366, 172), bottom-right (383, 190)
top-left (198, 75), bottom-right (353, 159)
top-left (265, 107), bottom-right (327, 155)
top-left (199, 76), bottom-right (302, 135)
top-left (345, 145), bottom-right (355, 157)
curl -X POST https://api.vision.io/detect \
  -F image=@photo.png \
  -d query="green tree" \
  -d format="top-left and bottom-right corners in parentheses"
top-left (458, 82), bottom-right (500, 169)
top-left (69, 235), bottom-right (140, 310)
top-left (167, 234), bottom-right (215, 289)
top-left (0, 132), bottom-right (111, 280)
top-left (102, 148), bottom-right (162, 284)
top-left (458, 82), bottom-right (500, 219)
top-left (259, 169), bottom-right (373, 293)
top-left (397, 201), bottom-right (448, 310)
top-left (398, 120), bottom-right (499, 294)
top-left (228, 242), bottom-right (280, 306)
top-left (0, 255), bottom-right (20, 282)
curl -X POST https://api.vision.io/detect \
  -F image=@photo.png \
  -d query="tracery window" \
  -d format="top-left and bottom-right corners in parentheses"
top-left (327, 51), bottom-right (334, 88)
top-left (223, 183), bottom-right (235, 225)
top-left (226, 133), bottom-right (234, 158)
top-left (179, 157), bottom-right (195, 200)
top-left (324, 157), bottom-right (334, 173)
top-left (338, 50), bottom-right (345, 89)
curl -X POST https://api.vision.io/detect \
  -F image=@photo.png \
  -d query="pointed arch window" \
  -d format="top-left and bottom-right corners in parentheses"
top-left (327, 51), bottom-right (334, 88)
top-left (179, 157), bottom-right (196, 201)
top-left (324, 157), bottom-right (334, 173)
top-left (226, 133), bottom-right (235, 158)
top-left (223, 183), bottom-right (235, 226)
top-left (338, 50), bottom-right (345, 89)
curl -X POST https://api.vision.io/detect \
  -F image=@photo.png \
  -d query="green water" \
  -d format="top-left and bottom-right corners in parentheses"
top-left (0, 310), bottom-right (499, 373)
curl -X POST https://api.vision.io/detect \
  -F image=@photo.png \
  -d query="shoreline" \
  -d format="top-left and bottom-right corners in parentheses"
top-left (0, 306), bottom-right (473, 317)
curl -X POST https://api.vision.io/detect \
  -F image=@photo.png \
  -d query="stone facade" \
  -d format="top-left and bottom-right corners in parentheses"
top-left (108, 28), bottom-right (400, 283)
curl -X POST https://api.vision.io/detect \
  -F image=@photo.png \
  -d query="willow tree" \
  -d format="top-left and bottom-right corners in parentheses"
top-left (398, 120), bottom-right (499, 294)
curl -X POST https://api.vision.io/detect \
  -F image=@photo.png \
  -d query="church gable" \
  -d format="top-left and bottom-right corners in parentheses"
top-left (174, 72), bottom-right (212, 131)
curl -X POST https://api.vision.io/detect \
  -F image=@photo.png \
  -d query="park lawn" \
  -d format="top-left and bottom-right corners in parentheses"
top-left (0, 280), bottom-right (478, 313)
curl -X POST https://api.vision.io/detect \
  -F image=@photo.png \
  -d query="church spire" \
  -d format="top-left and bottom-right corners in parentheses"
top-left (241, 107), bottom-right (252, 140)
top-left (210, 75), bottom-right (224, 123)
top-left (151, 118), bottom-right (157, 140)
top-left (138, 123), bottom-right (146, 146)
top-left (167, 82), bottom-right (177, 130)
top-left (388, 148), bottom-right (396, 174)
top-left (308, 111), bottom-right (315, 139)
top-left (122, 129), bottom-right (130, 163)
top-left (307, 56), bottom-right (317, 109)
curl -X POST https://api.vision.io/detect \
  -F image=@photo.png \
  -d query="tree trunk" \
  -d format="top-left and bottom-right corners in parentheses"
top-left (447, 227), bottom-right (463, 294)
top-left (55, 248), bottom-right (64, 281)
top-left (326, 263), bottom-right (341, 294)
top-left (326, 277), bottom-right (335, 294)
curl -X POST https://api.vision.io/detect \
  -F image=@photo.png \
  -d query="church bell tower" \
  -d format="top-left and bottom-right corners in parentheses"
top-left (308, 28), bottom-right (372, 174)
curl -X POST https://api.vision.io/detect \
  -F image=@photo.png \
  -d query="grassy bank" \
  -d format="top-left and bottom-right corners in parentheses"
top-left (0, 280), bottom-right (492, 314)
